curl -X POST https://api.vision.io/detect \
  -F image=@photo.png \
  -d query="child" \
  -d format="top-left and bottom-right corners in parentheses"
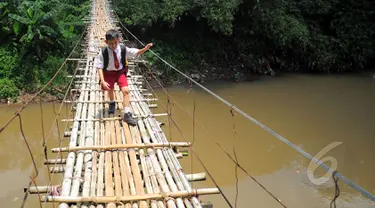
top-left (95, 29), bottom-right (153, 125)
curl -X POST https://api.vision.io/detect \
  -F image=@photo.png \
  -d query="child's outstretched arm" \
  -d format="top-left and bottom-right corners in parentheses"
top-left (136, 43), bottom-right (153, 56)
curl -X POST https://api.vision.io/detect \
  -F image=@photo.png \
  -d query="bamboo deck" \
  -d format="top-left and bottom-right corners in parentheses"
top-left (32, 0), bottom-right (219, 207)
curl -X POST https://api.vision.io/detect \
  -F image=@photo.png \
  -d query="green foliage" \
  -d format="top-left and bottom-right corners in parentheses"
top-left (39, 56), bottom-right (67, 86)
top-left (0, 47), bottom-right (19, 79)
top-left (114, 0), bottom-right (240, 35)
top-left (0, 0), bottom-right (89, 101)
top-left (0, 79), bottom-right (19, 99)
top-left (114, 0), bottom-right (375, 76)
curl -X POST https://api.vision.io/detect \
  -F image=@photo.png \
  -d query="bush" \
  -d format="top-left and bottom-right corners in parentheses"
top-left (0, 46), bottom-right (19, 79)
top-left (0, 78), bottom-right (19, 99)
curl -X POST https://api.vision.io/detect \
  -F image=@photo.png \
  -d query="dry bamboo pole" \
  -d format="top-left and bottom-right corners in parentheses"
top-left (52, 142), bottom-right (190, 152)
top-left (121, 117), bottom-right (147, 207)
top-left (70, 93), bottom-right (86, 197)
top-left (26, 186), bottom-right (60, 194)
top-left (81, 65), bottom-right (96, 208)
top-left (110, 119), bottom-right (123, 197)
top-left (59, 56), bottom-right (91, 208)
top-left (41, 188), bottom-right (220, 203)
top-left (130, 80), bottom-right (192, 207)
top-left (140, 120), bottom-right (182, 208)
top-left (63, 98), bottom-right (157, 103)
top-left (148, 118), bottom-right (201, 207)
top-left (104, 93), bottom-right (116, 208)
top-left (135, 121), bottom-right (165, 208)
top-left (61, 113), bottom-right (167, 122)
top-left (129, 80), bottom-right (152, 117)
top-left (128, 85), bottom-right (141, 117)
top-left (90, 87), bottom-right (101, 208)
top-left (44, 159), bottom-right (66, 165)
top-left (129, 123), bottom-right (162, 208)
top-left (127, 75), bottom-right (179, 208)
top-left (114, 88), bottom-right (140, 208)
top-left (114, 119), bottom-right (132, 208)
top-left (129, 87), bottom-right (146, 118)
top-left (97, 90), bottom-right (106, 208)
top-left (70, 68), bottom-right (90, 197)
top-left (132, 84), bottom-right (194, 208)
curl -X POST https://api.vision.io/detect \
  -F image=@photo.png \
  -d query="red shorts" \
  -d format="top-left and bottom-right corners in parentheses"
top-left (101, 68), bottom-right (128, 90)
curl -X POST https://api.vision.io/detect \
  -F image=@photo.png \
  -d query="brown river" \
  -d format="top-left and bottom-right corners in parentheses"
top-left (0, 74), bottom-right (374, 208)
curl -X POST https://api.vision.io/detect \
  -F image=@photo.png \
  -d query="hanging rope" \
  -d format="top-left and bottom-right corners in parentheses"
top-left (330, 171), bottom-right (340, 208)
top-left (230, 108), bottom-right (239, 208)
top-left (39, 95), bottom-right (52, 182)
top-left (191, 98), bottom-right (196, 190)
top-left (17, 114), bottom-right (42, 208)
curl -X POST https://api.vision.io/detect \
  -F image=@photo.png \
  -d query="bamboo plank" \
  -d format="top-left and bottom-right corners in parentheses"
top-left (111, 119), bottom-right (123, 196)
top-left (82, 69), bottom-right (96, 206)
top-left (42, 188), bottom-right (220, 203)
top-left (122, 123), bottom-right (147, 208)
top-left (61, 113), bottom-right (167, 122)
top-left (115, 89), bottom-right (138, 208)
top-left (148, 118), bottom-right (201, 207)
top-left (90, 89), bottom-right (100, 200)
top-left (104, 93), bottom-right (116, 208)
top-left (59, 57), bottom-right (91, 208)
top-left (52, 142), bottom-right (190, 152)
top-left (114, 120), bottom-right (132, 208)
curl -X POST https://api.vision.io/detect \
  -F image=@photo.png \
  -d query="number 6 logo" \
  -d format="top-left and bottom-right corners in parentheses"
top-left (307, 142), bottom-right (343, 185)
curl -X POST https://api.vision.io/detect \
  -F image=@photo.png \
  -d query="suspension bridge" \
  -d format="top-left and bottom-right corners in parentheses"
top-left (0, 0), bottom-right (374, 207)
top-left (21, 0), bottom-right (221, 207)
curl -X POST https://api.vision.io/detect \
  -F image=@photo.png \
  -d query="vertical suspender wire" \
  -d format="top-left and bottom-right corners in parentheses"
top-left (230, 108), bottom-right (239, 208)
top-left (191, 99), bottom-right (196, 190)
top-left (39, 95), bottom-right (52, 182)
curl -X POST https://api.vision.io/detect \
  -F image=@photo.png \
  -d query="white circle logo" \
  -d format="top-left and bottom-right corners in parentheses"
top-left (307, 142), bottom-right (343, 185)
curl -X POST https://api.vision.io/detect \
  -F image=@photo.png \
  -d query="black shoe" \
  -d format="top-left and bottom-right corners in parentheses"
top-left (108, 102), bottom-right (115, 114)
top-left (123, 112), bottom-right (138, 125)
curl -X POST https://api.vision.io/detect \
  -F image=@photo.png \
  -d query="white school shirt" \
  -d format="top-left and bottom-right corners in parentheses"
top-left (95, 44), bottom-right (139, 71)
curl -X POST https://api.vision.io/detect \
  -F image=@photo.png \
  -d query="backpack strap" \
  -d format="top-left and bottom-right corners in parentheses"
top-left (120, 44), bottom-right (128, 74)
top-left (101, 47), bottom-right (109, 71)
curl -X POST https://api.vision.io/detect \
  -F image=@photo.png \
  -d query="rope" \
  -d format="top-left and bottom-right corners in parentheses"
top-left (39, 95), bottom-right (52, 182)
top-left (191, 98), bottom-right (196, 191)
top-left (230, 108), bottom-right (239, 208)
top-left (114, 13), bottom-right (375, 202)
top-left (330, 171), bottom-right (340, 208)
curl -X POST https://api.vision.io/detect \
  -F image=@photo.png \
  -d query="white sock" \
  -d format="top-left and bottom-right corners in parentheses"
top-left (124, 107), bottom-right (131, 113)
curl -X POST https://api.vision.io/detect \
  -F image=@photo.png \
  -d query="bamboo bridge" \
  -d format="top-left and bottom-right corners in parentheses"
top-left (16, 0), bottom-right (375, 207)
top-left (26, 0), bottom-right (219, 207)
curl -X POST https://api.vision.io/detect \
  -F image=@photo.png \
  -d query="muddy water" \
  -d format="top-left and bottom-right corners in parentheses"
top-left (0, 74), bottom-right (374, 208)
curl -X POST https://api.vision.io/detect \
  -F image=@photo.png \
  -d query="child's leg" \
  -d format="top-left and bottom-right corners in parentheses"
top-left (121, 86), bottom-right (130, 112)
top-left (108, 90), bottom-right (115, 101)
top-left (102, 72), bottom-right (116, 114)
top-left (118, 73), bottom-right (137, 125)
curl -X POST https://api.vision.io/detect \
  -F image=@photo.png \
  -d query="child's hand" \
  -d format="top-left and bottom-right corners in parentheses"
top-left (102, 81), bottom-right (111, 90)
top-left (145, 43), bottom-right (153, 50)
